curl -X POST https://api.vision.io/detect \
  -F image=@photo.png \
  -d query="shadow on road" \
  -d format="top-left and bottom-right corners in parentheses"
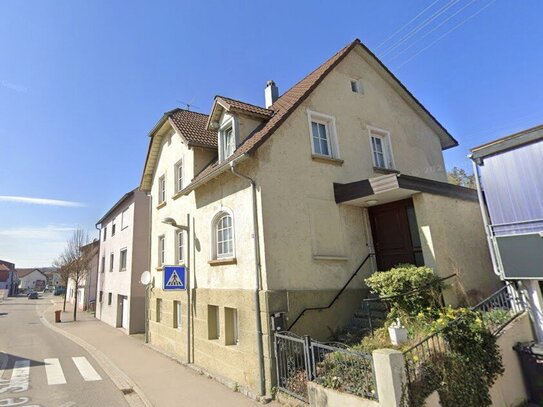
top-left (0, 352), bottom-right (47, 372)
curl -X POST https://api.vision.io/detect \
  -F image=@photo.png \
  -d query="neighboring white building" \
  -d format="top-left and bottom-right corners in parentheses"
top-left (67, 240), bottom-right (100, 311)
top-left (16, 268), bottom-right (47, 292)
top-left (95, 189), bottom-right (150, 334)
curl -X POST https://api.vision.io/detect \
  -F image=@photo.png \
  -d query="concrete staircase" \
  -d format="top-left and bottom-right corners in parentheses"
top-left (334, 296), bottom-right (389, 345)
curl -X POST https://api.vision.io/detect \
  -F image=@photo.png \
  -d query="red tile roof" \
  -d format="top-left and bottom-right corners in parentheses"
top-left (16, 268), bottom-right (44, 278)
top-left (0, 264), bottom-right (9, 272)
top-left (183, 39), bottom-right (359, 190)
top-left (215, 96), bottom-right (274, 118)
top-left (168, 109), bottom-right (217, 148)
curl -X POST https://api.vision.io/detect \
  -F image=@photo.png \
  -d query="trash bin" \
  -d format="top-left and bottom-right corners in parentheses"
top-left (514, 342), bottom-right (543, 405)
top-left (55, 310), bottom-right (61, 323)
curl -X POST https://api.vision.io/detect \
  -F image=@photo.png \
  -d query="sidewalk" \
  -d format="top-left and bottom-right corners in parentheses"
top-left (44, 298), bottom-right (276, 407)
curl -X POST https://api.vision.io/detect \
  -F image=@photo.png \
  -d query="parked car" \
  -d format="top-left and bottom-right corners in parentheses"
top-left (28, 292), bottom-right (39, 299)
top-left (53, 287), bottom-right (65, 296)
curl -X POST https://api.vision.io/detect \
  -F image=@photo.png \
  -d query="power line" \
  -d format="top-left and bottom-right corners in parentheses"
top-left (387, 0), bottom-right (478, 62)
top-left (375, 0), bottom-right (443, 50)
top-left (381, 0), bottom-right (462, 57)
top-left (394, 0), bottom-right (497, 69)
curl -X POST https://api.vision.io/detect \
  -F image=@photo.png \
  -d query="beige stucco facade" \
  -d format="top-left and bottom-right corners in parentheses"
top-left (143, 43), bottom-right (498, 398)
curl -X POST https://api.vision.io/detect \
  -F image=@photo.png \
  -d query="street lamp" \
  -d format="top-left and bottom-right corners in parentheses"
top-left (161, 215), bottom-right (191, 363)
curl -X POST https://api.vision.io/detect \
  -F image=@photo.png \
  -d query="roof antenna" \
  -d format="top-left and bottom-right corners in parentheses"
top-left (176, 97), bottom-right (200, 112)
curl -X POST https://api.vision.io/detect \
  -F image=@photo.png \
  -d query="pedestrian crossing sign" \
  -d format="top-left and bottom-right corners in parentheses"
top-left (163, 266), bottom-right (186, 290)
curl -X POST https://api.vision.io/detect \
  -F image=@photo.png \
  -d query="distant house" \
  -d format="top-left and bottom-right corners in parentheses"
top-left (16, 268), bottom-right (47, 292)
top-left (0, 260), bottom-right (17, 296)
top-left (67, 240), bottom-right (100, 311)
top-left (0, 265), bottom-right (17, 297)
top-left (471, 124), bottom-right (543, 341)
top-left (95, 189), bottom-right (150, 334)
top-left (42, 268), bottom-right (61, 288)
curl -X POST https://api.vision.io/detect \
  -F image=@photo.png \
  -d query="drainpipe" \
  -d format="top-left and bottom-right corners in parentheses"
top-left (471, 159), bottom-right (501, 277)
top-left (230, 158), bottom-right (266, 398)
top-left (145, 191), bottom-right (153, 343)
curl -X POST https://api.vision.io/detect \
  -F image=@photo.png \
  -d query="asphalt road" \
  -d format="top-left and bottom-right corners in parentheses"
top-left (0, 294), bottom-right (128, 407)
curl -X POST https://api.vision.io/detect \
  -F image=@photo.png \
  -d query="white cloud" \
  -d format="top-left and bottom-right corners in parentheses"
top-left (0, 225), bottom-right (79, 267)
top-left (0, 195), bottom-right (85, 208)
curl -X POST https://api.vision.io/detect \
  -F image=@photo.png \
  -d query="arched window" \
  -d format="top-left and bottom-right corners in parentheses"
top-left (214, 212), bottom-right (234, 259)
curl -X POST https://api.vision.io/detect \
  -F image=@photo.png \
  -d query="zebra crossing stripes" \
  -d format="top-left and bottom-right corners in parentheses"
top-left (44, 358), bottom-right (66, 385)
top-left (72, 357), bottom-right (102, 382)
top-left (2, 356), bottom-right (103, 386)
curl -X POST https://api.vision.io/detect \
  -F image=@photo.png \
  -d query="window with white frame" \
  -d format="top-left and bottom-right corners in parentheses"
top-left (120, 248), bottom-right (127, 271)
top-left (175, 160), bottom-right (183, 192)
top-left (368, 127), bottom-right (395, 170)
top-left (214, 212), bottom-right (234, 259)
top-left (308, 111), bottom-right (339, 159)
top-left (121, 208), bottom-right (129, 230)
top-left (158, 235), bottom-right (165, 267)
top-left (219, 124), bottom-right (236, 161)
top-left (158, 175), bottom-right (166, 204)
top-left (177, 230), bottom-right (184, 264)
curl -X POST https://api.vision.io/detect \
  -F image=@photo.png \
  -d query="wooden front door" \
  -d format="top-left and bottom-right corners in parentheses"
top-left (368, 199), bottom-right (423, 271)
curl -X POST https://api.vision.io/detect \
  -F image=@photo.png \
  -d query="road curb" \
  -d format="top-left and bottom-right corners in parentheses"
top-left (40, 301), bottom-right (153, 407)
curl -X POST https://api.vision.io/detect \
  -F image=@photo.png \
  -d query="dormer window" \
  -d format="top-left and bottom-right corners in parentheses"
top-left (219, 123), bottom-right (236, 161)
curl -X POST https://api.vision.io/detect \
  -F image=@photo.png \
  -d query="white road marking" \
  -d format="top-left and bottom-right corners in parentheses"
top-left (10, 360), bottom-right (30, 392)
top-left (72, 357), bottom-right (102, 381)
top-left (44, 358), bottom-right (66, 385)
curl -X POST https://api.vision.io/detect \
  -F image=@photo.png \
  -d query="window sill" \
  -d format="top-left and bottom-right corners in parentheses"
top-left (373, 166), bottom-right (399, 175)
top-left (311, 154), bottom-right (344, 166)
top-left (208, 258), bottom-right (237, 266)
top-left (156, 201), bottom-right (167, 210)
top-left (313, 255), bottom-right (350, 261)
top-left (156, 266), bottom-right (164, 271)
top-left (172, 191), bottom-right (184, 200)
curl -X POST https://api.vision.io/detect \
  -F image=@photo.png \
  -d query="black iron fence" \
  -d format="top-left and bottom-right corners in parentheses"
top-left (403, 282), bottom-right (527, 384)
top-left (274, 331), bottom-right (377, 402)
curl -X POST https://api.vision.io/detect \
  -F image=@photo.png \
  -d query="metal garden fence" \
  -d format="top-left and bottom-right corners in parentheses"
top-left (274, 331), bottom-right (377, 403)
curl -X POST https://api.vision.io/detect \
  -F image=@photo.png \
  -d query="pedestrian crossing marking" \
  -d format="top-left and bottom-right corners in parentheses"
top-left (44, 358), bottom-right (66, 385)
top-left (72, 357), bottom-right (102, 382)
top-left (10, 360), bottom-right (30, 392)
top-left (165, 270), bottom-right (183, 287)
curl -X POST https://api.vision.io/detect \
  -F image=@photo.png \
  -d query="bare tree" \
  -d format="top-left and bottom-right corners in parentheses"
top-left (61, 229), bottom-right (91, 321)
top-left (52, 257), bottom-right (72, 312)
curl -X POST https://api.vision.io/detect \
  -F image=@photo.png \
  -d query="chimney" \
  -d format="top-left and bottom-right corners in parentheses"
top-left (265, 80), bottom-right (279, 108)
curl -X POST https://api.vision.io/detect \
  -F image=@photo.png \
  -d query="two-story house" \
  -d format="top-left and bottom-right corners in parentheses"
top-left (95, 189), bottom-right (150, 334)
top-left (139, 39), bottom-right (499, 398)
top-left (67, 240), bottom-right (99, 310)
top-left (17, 268), bottom-right (47, 292)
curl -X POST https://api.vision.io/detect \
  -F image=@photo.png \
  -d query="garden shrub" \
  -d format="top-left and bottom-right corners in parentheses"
top-left (365, 265), bottom-right (443, 317)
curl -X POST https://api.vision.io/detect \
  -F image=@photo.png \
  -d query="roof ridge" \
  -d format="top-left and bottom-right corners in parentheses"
top-left (270, 39), bottom-right (360, 110)
top-left (215, 95), bottom-right (273, 112)
top-left (167, 108), bottom-right (210, 117)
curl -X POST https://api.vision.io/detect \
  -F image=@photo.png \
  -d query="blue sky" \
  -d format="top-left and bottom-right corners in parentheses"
top-left (1, 0), bottom-right (542, 267)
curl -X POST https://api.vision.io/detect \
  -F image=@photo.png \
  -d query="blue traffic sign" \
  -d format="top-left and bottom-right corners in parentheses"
top-left (163, 266), bottom-right (186, 290)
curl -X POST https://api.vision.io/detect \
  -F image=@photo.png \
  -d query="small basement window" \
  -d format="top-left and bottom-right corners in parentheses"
top-left (207, 305), bottom-right (220, 340)
top-left (225, 307), bottom-right (239, 345)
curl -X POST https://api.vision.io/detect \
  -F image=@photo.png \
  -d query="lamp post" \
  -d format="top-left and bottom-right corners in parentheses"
top-left (161, 215), bottom-right (191, 363)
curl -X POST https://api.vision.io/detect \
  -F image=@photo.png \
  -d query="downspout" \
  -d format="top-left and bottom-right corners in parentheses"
top-left (230, 158), bottom-right (266, 398)
top-left (145, 191), bottom-right (153, 343)
top-left (471, 158), bottom-right (501, 278)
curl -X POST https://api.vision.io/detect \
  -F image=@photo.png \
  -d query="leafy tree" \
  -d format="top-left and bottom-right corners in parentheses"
top-left (447, 167), bottom-right (476, 189)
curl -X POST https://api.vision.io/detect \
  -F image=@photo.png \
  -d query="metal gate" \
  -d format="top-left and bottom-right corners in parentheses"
top-left (274, 332), bottom-right (377, 403)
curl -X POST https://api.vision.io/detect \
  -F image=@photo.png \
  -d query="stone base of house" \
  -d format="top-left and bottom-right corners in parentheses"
top-left (148, 286), bottom-right (370, 396)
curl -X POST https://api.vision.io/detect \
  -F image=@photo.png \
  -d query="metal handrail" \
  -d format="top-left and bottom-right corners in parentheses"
top-left (287, 253), bottom-right (374, 331)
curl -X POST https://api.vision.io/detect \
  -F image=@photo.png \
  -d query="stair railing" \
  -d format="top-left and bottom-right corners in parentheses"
top-left (361, 273), bottom-right (457, 336)
top-left (287, 253), bottom-right (375, 331)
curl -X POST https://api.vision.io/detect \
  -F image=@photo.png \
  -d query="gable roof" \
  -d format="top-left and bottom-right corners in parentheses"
top-left (208, 96), bottom-right (274, 126)
top-left (140, 109), bottom-right (217, 191)
top-left (16, 268), bottom-right (46, 279)
top-left (96, 188), bottom-right (137, 226)
top-left (181, 39), bottom-right (457, 194)
top-left (0, 264), bottom-right (9, 272)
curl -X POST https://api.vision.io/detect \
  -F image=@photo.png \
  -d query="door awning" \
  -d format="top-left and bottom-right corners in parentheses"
top-left (333, 173), bottom-right (478, 206)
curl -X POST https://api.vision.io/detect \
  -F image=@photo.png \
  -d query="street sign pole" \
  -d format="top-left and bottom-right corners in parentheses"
top-left (186, 213), bottom-right (191, 364)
